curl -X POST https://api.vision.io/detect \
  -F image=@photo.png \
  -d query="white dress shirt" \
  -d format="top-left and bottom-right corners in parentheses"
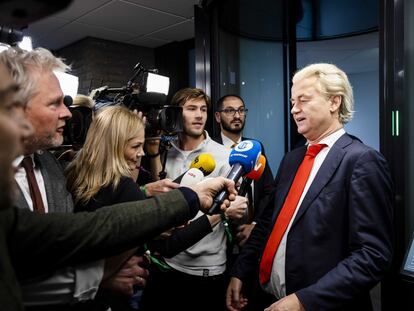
top-left (13, 152), bottom-right (103, 305)
top-left (263, 128), bottom-right (346, 298)
top-left (221, 132), bottom-right (241, 149)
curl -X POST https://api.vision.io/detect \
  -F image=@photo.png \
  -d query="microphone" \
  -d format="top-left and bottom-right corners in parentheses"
top-left (173, 153), bottom-right (215, 183)
top-left (190, 153), bottom-right (215, 175)
top-left (238, 154), bottom-right (267, 196)
top-left (207, 140), bottom-right (262, 215)
top-left (179, 168), bottom-right (204, 186)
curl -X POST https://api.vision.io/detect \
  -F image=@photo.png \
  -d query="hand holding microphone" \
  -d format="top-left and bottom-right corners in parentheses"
top-left (189, 177), bottom-right (237, 213)
top-left (207, 140), bottom-right (262, 215)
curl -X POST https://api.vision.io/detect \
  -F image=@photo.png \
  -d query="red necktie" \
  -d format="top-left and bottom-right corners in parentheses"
top-left (259, 144), bottom-right (327, 285)
top-left (21, 156), bottom-right (45, 214)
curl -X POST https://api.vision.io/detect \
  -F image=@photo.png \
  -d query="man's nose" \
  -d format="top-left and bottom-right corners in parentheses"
top-left (60, 102), bottom-right (72, 119)
top-left (291, 104), bottom-right (300, 114)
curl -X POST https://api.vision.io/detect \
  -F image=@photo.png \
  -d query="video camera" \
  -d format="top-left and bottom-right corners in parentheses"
top-left (63, 62), bottom-right (183, 149)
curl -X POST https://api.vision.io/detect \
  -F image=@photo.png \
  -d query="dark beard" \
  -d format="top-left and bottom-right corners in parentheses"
top-left (222, 120), bottom-right (244, 134)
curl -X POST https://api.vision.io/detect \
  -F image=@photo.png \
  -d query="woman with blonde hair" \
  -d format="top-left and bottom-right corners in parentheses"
top-left (66, 105), bottom-right (146, 210)
top-left (66, 105), bottom-right (224, 310)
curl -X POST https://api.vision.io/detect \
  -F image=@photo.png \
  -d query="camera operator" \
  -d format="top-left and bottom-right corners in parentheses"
top-left (0, 49), bottom-right (237, 311)
top-left (141, 88), bottom-right (248, 311)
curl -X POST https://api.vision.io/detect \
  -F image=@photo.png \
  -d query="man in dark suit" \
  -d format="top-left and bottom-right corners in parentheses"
top-left (226, 63), bottom-right (393, 311)
top-left (213, 94), bottom-right (274, 246)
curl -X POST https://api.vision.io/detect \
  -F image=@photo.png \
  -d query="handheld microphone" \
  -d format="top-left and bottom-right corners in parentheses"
top-left (238, 154), bottom-right (267, 196)
top-left (173, 153), bottom-right (216, 183)
top-left (207, 140), bottom-right (262, 215)
top-left (190, 153), bottom-right (215, 175)
top-left (179, 168), bottom-right (204, 186)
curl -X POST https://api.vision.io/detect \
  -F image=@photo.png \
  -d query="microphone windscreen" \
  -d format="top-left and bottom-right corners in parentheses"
top-left (246, 154), bottom-right (266, 181)
top-left (179, 168), bottom-right (204, 187)
top-left (190, 153), bottom-right (216, 176)
top-left (229, 140), bottom-right (262, 173)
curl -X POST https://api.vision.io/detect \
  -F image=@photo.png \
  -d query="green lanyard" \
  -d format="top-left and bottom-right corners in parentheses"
top-left (143, 244), bottom-right (171, 271)
top-left (145, 214), bottom-right (233, 272)
top-left (221, 213), bottom-right (233, 244)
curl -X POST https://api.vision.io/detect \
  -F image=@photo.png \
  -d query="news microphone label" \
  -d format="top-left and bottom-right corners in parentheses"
top-left (234, 141), bottom-right (254, 152)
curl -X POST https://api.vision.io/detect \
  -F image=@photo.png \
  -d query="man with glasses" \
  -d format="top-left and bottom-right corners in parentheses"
top-left (214, 94), bottom-right (274, 247)
top-left (213, 95), bottom-right (274, 308)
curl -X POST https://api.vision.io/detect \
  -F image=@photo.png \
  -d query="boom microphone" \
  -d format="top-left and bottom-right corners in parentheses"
top-left (207, 140), bottom-right (262, 215)
top-left (173, 153), bottom-right (216, 183)
top-left (238, 154), bottom-right (267, 196)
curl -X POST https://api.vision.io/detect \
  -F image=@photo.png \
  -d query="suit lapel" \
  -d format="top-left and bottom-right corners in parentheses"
top-left (14, 181), bottom-right (30, 210)
top-left (35, 153), bottom-right (56, 213)
top-left (291, 134), bottom-right (353, 226)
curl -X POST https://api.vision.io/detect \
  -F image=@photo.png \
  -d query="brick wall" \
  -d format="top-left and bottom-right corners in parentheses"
top-left (56, 37), bottom-right (155, 95)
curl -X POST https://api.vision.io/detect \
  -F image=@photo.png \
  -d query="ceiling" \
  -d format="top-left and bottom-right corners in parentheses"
top-left (24, 0), bottom-right (200, 50)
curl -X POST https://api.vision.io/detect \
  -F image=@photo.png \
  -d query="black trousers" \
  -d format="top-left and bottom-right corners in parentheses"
top-left (140, 266), bottom-right (228, 311)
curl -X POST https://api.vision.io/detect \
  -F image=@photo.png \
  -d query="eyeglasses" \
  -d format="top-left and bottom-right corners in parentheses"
top-left (219, 107), bottom-right (248, 116)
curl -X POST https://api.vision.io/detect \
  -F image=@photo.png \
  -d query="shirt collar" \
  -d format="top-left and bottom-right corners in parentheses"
top-left (314, 127), bottom-right (346, 148)
top-left (221, 132), bottom-right (241, 149)
top-left (13, 154), bottom-right (36, 169)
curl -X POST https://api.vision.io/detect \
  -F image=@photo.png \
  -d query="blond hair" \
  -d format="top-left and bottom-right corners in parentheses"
top-left (292, 63), bottom-right (354, 124)
top-left (73, 94), bottom-right (95, 109)
top-left (66, 106), bottom-right (144, 205)
top-left (0, 47), bottom-right (69, 106)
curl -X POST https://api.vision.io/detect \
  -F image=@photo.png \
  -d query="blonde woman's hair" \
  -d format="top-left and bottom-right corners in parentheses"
top-left (66, 105), bottom-right (144, 205)
top-left (73, 94), bottom-right (95, 109)
top-left (292, 63), bottom-right (354, 124)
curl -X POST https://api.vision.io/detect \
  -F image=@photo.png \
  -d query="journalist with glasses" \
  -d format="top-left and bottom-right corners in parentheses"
top-left (213, 95), bottom-right (275, 301)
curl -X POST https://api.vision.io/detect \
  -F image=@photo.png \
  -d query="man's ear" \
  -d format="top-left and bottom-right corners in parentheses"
top-left (214, 111), bottom-right (221, 124)
top-left (330, 95), bottom-right (342, 113)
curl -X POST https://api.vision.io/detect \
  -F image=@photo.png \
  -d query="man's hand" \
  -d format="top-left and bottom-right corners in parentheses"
top-left (144, 134), bottom-right (161, 156)
top-left (189, 177), bottom-right (237, 213)
top-left (101, 255), bottom-right (149, 297)
top-left (236, 223), bottom-right (256, 246)
top-left (225, 195), bottom-right (248, 220)
top-left (145, 179), bottom-right (179, 197)
top-left (226, 277), bottom-right (248, 311)
top-left (264, 294), bottom-right (305, 311)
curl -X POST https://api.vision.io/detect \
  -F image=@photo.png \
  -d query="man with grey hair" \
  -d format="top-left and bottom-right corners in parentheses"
top-left (226, 63), bottom-right (394, 311)
top-left (4, 47), bottom-right (150, 309)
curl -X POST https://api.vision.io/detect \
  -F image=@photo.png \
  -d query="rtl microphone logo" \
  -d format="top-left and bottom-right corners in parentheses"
top-left (234, 141), bottom-right (254, 152)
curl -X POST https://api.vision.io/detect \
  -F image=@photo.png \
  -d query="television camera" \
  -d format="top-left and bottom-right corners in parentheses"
top-left (63, 62), bottom-right (183, 149)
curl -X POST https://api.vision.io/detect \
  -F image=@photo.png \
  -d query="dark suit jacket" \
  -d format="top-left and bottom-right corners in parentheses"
top-left (212, 135), bottom-right (275, 221)
top-left (14, 151), bottom-right (73, 213)
top-left (231, 133), bottom-right (394, 311)
top-left (1, 189), bottom-right (197, 311)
